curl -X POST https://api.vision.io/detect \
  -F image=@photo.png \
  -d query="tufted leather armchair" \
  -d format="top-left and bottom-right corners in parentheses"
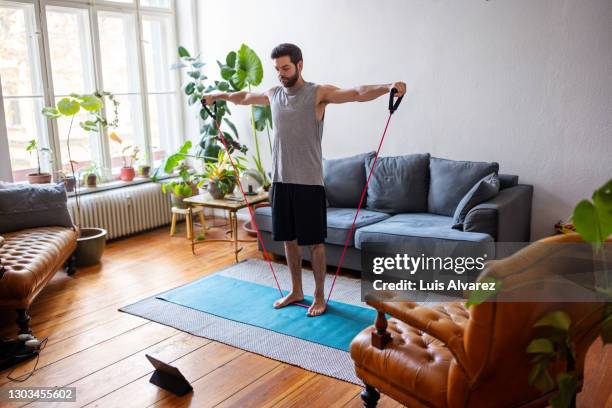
top-left (350, 233), bottom-right (610, 407)
top-left (0, 227), bottom-right (78, 334)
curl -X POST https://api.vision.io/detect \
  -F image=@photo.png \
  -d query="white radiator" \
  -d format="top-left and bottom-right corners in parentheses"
top-left (67, 183), bottom-right (174, 240)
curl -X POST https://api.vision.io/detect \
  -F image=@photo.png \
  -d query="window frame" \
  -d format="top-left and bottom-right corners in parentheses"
top-left (0, 0), bottom-right (185, 182)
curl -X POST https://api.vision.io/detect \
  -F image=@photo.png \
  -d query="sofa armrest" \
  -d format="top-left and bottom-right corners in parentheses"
top-left (464, 184), bottom-right (533, 242)
top-left (365, 294), bottom-right (469, 369)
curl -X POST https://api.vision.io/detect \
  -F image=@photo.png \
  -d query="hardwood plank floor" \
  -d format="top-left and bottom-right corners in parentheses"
top-left (0, 218), bottom-right (609, 407)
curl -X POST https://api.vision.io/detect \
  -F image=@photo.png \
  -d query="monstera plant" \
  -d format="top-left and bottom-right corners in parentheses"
top-left (217, 44), bottom-right (273, 189)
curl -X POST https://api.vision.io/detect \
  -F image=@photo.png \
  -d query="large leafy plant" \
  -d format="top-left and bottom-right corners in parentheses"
top-left (217, 44), bottom-right (273, 188)
top-left (42, 92), bottom-right (117, 226)
top-left (173, 46), bottom-right (247, 164)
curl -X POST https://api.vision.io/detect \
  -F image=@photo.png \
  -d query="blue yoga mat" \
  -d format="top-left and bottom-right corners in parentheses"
top-left (156, 274), bottom-right (377, 351)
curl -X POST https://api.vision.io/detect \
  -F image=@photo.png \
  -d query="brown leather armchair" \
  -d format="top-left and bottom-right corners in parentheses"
top-left (350, 233), bottom-right (609, 407)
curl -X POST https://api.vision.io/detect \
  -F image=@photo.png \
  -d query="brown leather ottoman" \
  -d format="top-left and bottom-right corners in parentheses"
top-left (0, 226), bottom-right (77, 334)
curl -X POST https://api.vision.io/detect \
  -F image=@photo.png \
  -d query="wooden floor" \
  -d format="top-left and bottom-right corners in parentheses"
top-left (0, 218), bottom-right (609, 408)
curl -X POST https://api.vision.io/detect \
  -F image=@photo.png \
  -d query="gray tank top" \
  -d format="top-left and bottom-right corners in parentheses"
top-left (268, 81), bottom-right (324, 186)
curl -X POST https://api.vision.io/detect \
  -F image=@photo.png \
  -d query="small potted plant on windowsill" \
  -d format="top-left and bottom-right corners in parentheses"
top-left (81, 162), bottom-right (103, 188)
top-left (109, 132), bottom-right (139, 182)
top-left (25, 139), bottom-right (52, 184)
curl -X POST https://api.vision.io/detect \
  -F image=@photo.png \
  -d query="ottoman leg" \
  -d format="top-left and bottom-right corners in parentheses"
top-left (361, 384), bottom-right (380, 408)
top-left (16, 308), bottom-right (32, 335)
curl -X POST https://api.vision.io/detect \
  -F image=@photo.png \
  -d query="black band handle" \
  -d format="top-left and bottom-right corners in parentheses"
top-left (202, 100), bottom-right (218, 120)
top-left (388, 87), bottom-right (404, 114)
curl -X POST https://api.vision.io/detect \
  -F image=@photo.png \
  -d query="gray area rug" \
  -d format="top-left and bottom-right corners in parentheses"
top-left (119, 259), bottom-right (447, 385)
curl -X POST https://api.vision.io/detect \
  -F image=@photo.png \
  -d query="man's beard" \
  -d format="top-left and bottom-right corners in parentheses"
top-left (280, 71), bottom-right (299, 88)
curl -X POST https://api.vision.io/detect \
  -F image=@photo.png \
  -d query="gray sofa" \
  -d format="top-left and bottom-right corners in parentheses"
top-left (254, 153), bottom-right (533, 271)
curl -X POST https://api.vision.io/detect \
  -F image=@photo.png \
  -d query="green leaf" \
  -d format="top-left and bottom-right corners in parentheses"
top-left (188, 94), bottom-right (199, 106)
top-left (41, 107), bottom-right (61, 119)
top-left (465, 277), bottom-right (501, 307)
top-left (57, 98), bottom-right (80, 116)
top-left (253, 105), bottom-right (272, 131)
top-left (223, 118), bottom-right (238, 139)
top-left (184, 82), bottom-right (195, 95)
top-left (527, 338), bottom-right (554, 354)
top-left (178, 46), bottom-right (190, 58)
top-left (528, 362), bottom-right (555, 393)
top-left (573, 200), bottom-right (602, 244)
top-left (25, 139), bottom-right (37, 152)
top-left (199, 108), bottom-right (209, 121)
top-left (230, 69), bottom-right (247, 91)
top-left (171, 62), bottom-right (186, 69)
top-left (592, 179), bottom-right (612, 240)
top-left (236, 44), bottom-right (263, 86)
top-left (220, 66), bottom-right (234, 81)
top-left (217, 81), bottom-right (230, 92)
top-left (79, 95), bottom-right (103, 111)
top-left (534, 311), bottom-right (571, 332)
top-left (188, 71), bottom-right (201, 79)
top-left (193, 62), bottom-right (205, 68)
top-left (226, 51), bottom-right (236, 67)
top-left (197, 84), bottom-right (205, 93)
top-left (178, 140), bottom-right (192, 155)
top-left (550, 373), bottom-right (577, 408)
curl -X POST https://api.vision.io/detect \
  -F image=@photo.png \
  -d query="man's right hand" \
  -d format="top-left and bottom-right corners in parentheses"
top-left (202, 94), bottom-right (217, 105)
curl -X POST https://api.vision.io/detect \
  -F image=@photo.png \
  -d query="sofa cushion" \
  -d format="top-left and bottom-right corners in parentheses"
top-left (452, 173), bottom-right (500, 228)
top-left (428, 157), bottom-right (499, 216)
top-left (354, 213), bottom-right (493, 250)
top-left (325, 208), bottom-right (391, 246)
top-left (323, 152), bottom-right (374, 208)
top-left (0, 183), bottom-right (74, 234)
top-left (499, 174), bottom-right (519, 190)
top-left (254, 205), bottom-right (390, 246)
top-left (365, 154), bottom-right (430, 214)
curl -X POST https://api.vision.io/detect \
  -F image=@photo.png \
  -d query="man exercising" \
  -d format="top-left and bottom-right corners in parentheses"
top-left (203, 43), bottom-right (406, 316)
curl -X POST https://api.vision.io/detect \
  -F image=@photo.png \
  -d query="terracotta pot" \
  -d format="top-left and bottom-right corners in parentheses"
top-left (120, 167), bottom-right (135, 181)
top-left (27, 172), bottom-right (52, 184)
top-left (243, 203), bottom-right (271, 237)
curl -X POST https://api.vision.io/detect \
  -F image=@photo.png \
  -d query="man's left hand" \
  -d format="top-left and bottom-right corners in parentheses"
top-left (389, 82), bottom-right (407, 97)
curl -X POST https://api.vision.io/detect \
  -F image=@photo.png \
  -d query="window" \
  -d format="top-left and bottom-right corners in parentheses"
top-left (0, 0), bottom-right (183, 182)
top-left (46, 5), bottom-right (97, 173)
top-left (0, 1), bottom-right (48, 181)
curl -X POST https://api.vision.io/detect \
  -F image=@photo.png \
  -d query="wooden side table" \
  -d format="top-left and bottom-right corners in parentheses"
top-left (183, 191), bottom-right (269, 262)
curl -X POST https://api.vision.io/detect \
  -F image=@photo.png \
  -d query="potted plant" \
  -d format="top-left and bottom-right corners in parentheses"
top-left (25, 139), bottom-right (52, 184)
top-left (199, 150), bottom-right (246, 199)
top-left (58, 170), bottom-right (76, 192)
top-left (42, 92), bottom-right (118, 267)
top-left (138, 163), bottom-right (151, 178)
top-left (81, 162), bottom-right (103, 188)
top-left (109, 132), bottom-right (139, 182)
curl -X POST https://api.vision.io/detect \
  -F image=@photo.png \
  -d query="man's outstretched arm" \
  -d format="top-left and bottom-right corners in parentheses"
top-left (202, 91), bottom-right (270, 106)
top-left (318, 82), bottom-right (406, 104)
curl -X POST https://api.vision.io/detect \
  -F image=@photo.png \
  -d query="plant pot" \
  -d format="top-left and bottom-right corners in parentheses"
top-left (208, 183), bottom-right (225, 200)
top-left (120, 167), bottom-right (135, 181)
top-left (86, 173), bottom-right (97, 188)
top-left (138, 165), bottom-right (151, 178)
top-left (62, 176), bottom-right (76, 192)
top-left (171, 194), bottom-right (189, 209)
top-left (27, 172), bottom-right (52, 184)
top-left (75, 227), bottom-right (107, 267)
top-left (243, 203), bottom-right (270, 237)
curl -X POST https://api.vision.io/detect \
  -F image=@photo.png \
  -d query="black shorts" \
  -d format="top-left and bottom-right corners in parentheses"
top-left (270, 182), bottom-right (327, 246)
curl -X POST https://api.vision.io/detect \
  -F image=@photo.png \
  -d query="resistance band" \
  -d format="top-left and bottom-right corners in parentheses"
top-left (203, 88), bottom-right (403, 309)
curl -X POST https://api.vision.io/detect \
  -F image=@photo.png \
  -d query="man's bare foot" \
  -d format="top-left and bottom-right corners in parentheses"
top-left (307, 296), bottom-right (326, 317)
top-left (273, 291), bottom-right (304, 309)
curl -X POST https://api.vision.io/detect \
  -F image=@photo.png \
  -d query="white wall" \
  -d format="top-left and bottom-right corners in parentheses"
top-left (195, 0), bottom-right (612, 239)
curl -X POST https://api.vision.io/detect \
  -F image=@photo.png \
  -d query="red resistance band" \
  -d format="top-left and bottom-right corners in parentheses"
top-left (203, 88), bottom-right (403, 309)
